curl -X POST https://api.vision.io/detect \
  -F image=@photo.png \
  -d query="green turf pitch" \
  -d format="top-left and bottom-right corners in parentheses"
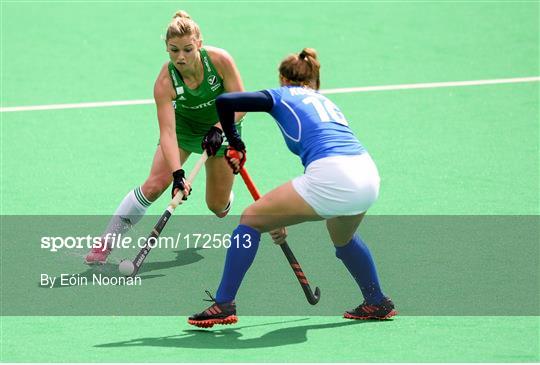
top-left (1, 1), bottom-right (539, 363)
top-left (1, 316), bottom-right (538, 362)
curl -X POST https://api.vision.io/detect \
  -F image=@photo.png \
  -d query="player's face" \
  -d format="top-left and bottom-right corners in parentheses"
top-left (167, 35), bottom-right (201, 72)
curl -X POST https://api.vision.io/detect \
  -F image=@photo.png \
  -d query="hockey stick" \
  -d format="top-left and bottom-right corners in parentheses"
top-left (229, 150), bottom-right (321, 305)
top-left (120, 151), bottom-right (208, 277)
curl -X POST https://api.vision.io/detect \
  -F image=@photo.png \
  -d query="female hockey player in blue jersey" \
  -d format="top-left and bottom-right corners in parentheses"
top-left (188, 48), bottom-right (396, 327)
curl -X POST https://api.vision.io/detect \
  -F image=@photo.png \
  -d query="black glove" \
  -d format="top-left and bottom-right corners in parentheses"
top-left (225, 146), bottom-right (247, 174)
top-left (201, 126), bottom-right (223, 156)
top-left (228, 136), bottom-right (246, 152)
top-left (171, 169), bottom-right (189, 200)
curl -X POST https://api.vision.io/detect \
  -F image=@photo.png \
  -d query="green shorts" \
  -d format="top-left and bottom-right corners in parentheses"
top-left (176, 123), bottom-right (242, 157)
top-left (170, 122), bottom-right (243, 157)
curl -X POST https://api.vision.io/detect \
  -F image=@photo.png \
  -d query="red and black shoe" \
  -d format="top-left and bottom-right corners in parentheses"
top-left (187, 291), bottom-right (238, 328)
top-left (84, 238), bottom-right (111, 265)
top-left (344, 297), bottom-right (397, 320)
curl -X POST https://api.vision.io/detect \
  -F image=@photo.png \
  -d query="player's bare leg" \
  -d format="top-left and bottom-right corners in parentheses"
top-left (239, 181), bottom-right (323, 230)
top-left (205, 155), bottom-right (235, 217)
top-left (141, 146), bottom-right (190, 201)
top-left (326, 213), bottom-right (365, 246)
top-left (85, 147), bottom-right (190, 264)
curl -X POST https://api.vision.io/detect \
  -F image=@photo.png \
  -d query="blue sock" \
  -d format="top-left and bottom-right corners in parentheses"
top-left (215, 224), bottom-right (261, 303)
top-left (335, 234), bottom-right (385, 304)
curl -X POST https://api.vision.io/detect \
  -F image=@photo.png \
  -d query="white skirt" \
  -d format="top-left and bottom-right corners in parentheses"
top-left (292, 154), bottom-right (380, 218)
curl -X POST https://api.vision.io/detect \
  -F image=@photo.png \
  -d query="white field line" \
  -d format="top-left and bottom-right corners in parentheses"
top-left (320, 76), bottom-right (540, 94)
top-left (1, 76), bottom-right (538, 113)
top-left (0, 99), bottom-right (154, 113)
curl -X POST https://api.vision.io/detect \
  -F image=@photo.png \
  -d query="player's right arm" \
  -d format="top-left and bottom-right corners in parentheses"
top-left (154, 63), bottom-right (190, 197)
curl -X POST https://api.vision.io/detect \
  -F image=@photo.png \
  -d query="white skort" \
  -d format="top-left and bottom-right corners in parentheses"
top-left (292, 154), bottom-right (380, 218)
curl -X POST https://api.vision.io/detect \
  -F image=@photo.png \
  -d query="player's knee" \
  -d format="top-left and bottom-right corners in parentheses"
top-left (142, 177), bottom-right (171, 201)
top-left (206, 197), bottom-right (229, 217)
top-left (239, 206), bottom-right (264, 231)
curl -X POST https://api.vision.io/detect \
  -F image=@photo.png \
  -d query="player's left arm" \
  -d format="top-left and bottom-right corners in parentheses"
top-left (216, 91), bottom-right (274, 152)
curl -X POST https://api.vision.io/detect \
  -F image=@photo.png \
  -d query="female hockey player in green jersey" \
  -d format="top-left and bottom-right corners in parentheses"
top-left (86, 10), bottom-right (245, 264)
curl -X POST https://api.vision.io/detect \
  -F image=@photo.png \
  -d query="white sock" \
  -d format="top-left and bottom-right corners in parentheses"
top-left (221, 191), bottom-right (234, 213)
top-left (103, 187), bottom-right (152, 244)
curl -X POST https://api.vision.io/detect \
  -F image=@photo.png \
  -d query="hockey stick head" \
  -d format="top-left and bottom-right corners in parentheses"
top-left (307, 286), bottom-right (321, 305)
